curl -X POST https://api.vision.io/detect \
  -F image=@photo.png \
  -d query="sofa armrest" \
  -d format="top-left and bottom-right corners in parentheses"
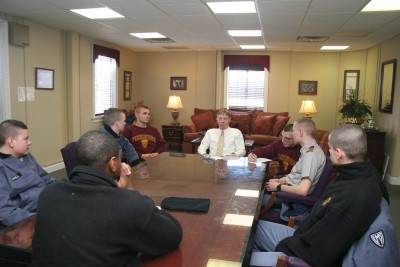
top-left (182, 123), bottom-right (197, 134)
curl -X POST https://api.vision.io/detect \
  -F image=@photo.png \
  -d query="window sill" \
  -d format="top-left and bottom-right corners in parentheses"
top-left (92, 115), bottom-right (104, 123)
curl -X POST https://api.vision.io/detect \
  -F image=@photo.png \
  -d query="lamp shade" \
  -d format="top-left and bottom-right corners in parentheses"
top-left (299, 100), bottom-right (317, 117)
top-left (166, 95), bottom-right (183, 110)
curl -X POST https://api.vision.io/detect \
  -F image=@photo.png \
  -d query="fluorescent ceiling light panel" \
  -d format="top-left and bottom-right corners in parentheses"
top-left (320, 46), bottom-right (349, 50)
top-left (240, 45), bottom-right (265, 50)
top-left (362, 0), bottom-right (400, 12)
top-left (207, 1), bottom-right (256, 14)
top-left (70, 7), bottom-right (124, 19)
top-left (130, 32), bottom-right (166, 39)
top-left (228, 30), bottom-right (261, 37)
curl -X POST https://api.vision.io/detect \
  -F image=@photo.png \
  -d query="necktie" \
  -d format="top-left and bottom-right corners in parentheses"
top-left (216, 130), bottom-right (224, 156)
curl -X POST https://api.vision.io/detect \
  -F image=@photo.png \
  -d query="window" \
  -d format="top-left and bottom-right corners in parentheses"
top-left (0, 20), bottom-right (11, 121)
top-left (94, 55), bottom-right (117, 116)
top-left (227, 69), bottom-right (265, 110)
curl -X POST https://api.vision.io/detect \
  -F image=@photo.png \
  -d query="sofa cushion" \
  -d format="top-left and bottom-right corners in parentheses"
top-left (272, 116), bottom-right (290, 136)
top-left (252, 114), bottom-right (277, 135)
top-left (191, 111), bottom-right (215, 131)
top-left (194, 108), bottom-right (219, 118)
top-left (230, 110), bottom-right (253, 134)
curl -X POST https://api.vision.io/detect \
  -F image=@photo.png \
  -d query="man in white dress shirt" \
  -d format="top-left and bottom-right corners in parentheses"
top-left (197, 109), bottom-right (245, 157)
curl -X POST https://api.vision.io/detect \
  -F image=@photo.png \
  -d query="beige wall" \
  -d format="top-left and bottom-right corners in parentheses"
top-left (8, 20), bottom-right (66, 167)
top-left (374, 35), bottom-right (400, 184)
top-left (135, 51), bottom-right (217, 130)
top-left (3, 12), bottom-right (400, 183)
top-left (5, 16), bottom-right (137, 167)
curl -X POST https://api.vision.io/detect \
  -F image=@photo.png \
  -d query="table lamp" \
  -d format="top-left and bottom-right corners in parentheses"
top-left (299, 99), bottom-right (317, 118)
top-left (166, 95), bottom-right (183, 125)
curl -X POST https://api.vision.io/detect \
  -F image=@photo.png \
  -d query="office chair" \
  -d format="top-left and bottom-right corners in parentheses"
top-left (259, 156), bottom-right (334, 225)
top-left (60, 142), bottom-right (77, 179)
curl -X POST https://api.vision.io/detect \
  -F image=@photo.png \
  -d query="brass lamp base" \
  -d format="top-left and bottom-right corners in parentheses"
top-left (171, 110), bottom-right (180, 125)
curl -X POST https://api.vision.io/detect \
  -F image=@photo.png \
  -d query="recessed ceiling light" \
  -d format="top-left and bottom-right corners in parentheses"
top-left (320, 46), bottom-right (349, 50)
top-left (240, 45), bottom-right (265, 50)
top-left (129, 32), bottom-right (166, 39)
top-left (228, 30), bottom-right (261, 37)
top-left (70, 7), bottom-right (124, 19)
top-left (207, 1), bottom-right (256, 14)
top-left (362, 0), bottom-right (400, 12)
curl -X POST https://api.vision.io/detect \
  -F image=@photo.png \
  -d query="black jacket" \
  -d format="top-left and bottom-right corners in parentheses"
top-left (30, 166), bottom-right (182, 267)
top-left (276, 160), bottom-right (388, 267)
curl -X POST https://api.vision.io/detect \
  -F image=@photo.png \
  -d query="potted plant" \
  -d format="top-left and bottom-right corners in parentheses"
top-left (339, 96), bottom-right (372, 124)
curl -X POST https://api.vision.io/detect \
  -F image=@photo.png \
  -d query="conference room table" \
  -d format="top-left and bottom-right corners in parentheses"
top-left (0, 153), bottom-right (269, 267)
top-left (133, 153), bottom-right (269, 267)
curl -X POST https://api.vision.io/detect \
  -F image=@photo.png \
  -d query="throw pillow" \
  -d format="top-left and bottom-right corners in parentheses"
top-left (272, 116), bottom-right (290, 136)
top-left (252, 114), bottom-right (277, 135)
top-left (230, 111), bottom-right (252, 134)
top-left (191, 111), bottom-right (215, 131)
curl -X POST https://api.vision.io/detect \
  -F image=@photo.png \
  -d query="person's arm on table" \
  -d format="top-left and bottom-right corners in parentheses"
top-left (266, 178), bottom-right (311, 196)
top-left (197, 131), bottom-right (211, 156)
top-left (136, 197), bottom-right (183, 256)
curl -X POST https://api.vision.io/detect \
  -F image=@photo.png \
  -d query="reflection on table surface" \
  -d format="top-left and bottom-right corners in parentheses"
top-left (0, 215), bottom-right (35, 266)
top-left (0, 215), bottom-right (35, 250)
top-left (132, 153), bottom-right (268, 267)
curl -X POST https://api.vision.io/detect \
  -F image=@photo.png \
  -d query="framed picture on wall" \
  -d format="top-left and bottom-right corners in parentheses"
top-left (170, 77), bottom-right (187, 90)
top-left (35, 68), bottom-right (54, 90)
top-left (343, 70), bottom-right (360, 101)
top-left (124, 71), bottom-right (132, 100)
top-left (298, 80), bottom-right (317, 95)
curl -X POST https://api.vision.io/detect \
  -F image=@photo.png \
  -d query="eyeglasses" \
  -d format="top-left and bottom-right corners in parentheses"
top-left (280, 135), bottom-right (293, 141)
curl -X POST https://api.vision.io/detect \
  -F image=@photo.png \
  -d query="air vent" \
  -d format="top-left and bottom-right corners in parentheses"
top-left (335, 30), bottom-right (372, 37)
top-left (297, 36), bottom-right (329, 42)
top-left (163, 46), bottom-right (190, 50)
top-left (143, 38), bottom-right (175, 43)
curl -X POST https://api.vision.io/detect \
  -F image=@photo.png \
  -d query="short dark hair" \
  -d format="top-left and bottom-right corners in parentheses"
top-left (329, 124), bottom-right (367, 160)
top-left (75, 131), bottom-right (121, 170)
top-left (0, 120), bottom-right (28, 146)
top-left (283, 124), bottom-right (294, 132)
top-left (104, 108), bottom-right (124, 127)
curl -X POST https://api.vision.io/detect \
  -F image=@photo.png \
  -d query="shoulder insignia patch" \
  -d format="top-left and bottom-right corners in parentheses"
top-left (370, 230), bottom-right (385, 248)
top-left (322, 196), bottom-right (332, 206)
top-left (306, 146), bottom-right (315, 153)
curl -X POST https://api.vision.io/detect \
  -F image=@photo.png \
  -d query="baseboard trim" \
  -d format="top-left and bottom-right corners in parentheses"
top-left (385, 174), bottom-right (400, 186)
top-left (43, 162), bottom-right (65, 173)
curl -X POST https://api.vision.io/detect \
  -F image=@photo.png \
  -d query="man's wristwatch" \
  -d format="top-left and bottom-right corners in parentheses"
top-left (276, 184), bottom-right (282, 191)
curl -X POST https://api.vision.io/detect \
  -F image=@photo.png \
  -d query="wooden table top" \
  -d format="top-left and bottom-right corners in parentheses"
top-left (132, 153), bottom-right (268, 267)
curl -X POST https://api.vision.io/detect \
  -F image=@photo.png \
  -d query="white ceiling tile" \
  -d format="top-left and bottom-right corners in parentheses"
top-left (0, 0), bottom-right (398, 52)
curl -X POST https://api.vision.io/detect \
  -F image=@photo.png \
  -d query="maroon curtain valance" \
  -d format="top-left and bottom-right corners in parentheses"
top-left (224, 55), bottom-right (270, 71)
top-left (93, 44), bottom-right (120, 67)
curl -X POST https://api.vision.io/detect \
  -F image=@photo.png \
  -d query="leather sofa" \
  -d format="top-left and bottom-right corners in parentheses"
top-left (181, 108), bottom-right (290, 154)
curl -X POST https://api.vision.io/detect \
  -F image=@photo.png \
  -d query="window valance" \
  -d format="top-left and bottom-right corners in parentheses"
top-left (223, 55), bottom-right (270, 71)
top-left (93, 44), bottom-right (120, 67)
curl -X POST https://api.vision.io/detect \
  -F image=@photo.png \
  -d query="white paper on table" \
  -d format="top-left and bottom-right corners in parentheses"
top-left (248, 158), bottom-right (271, 163)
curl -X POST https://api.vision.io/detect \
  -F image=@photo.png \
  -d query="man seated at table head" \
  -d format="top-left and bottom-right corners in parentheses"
top-left (197, 108), bottom-right (246, 157)
top-left (251, 124), bottom-right (391, 267)
top-left (263, 118), bottom-right (326, 219)
top-left (30, 130), bottom-right (182, 267)
top-left (248, 124), bottom-right (301, 175)
top-left (100, 108), bottom-right (140, 166)
top-left (0, 119), bottom-right (55, 229)
top-left (123, 105), bottom-right (167, 160)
